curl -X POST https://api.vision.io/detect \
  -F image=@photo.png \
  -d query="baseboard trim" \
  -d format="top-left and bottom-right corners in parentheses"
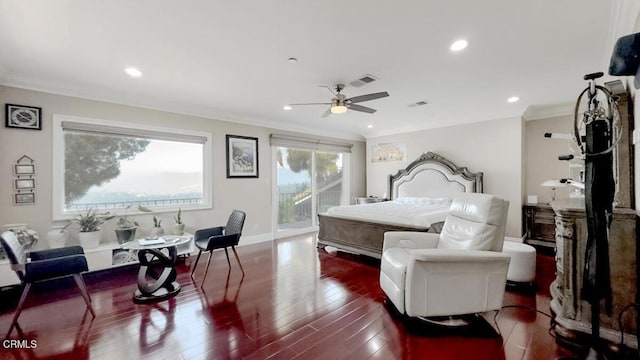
top-left (239, 232), bottom-right (274, 246)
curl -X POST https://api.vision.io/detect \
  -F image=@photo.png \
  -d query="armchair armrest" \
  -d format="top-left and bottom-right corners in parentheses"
top-left (409, 249), bottom-right (511, 263)
top-left (29, 246), bottom-right (85, 261)
top-left (205, 233), bottom-right (240, 250)
top-left (383, 231), bottom-right (439, 252)
top-left (194, 226), bottom-right (224, 241)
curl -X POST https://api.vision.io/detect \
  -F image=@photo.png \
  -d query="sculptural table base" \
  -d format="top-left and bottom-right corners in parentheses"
top-left (133, 247), bottom-right (181, 304)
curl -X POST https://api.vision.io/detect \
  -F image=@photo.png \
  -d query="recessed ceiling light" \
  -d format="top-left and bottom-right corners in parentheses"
top-left (507, 96), bottom-right (520, 103)
top-left (283, 105), bottom-right (292, 111)
top-left (124, 67), bottom-right (143, 78)
top-left (450, 39), bottom-right (468, 52)
top-left (367, 124), bottom-right (374, 129)
top-left (288, 57), bottom-right (298, 63)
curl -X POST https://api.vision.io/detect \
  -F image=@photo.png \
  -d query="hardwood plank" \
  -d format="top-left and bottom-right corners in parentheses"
top-left (0, 234), bottom-right (580, 359)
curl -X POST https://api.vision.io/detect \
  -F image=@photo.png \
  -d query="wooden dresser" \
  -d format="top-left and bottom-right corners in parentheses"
top-left (550, 198), bottom-right (638, 350)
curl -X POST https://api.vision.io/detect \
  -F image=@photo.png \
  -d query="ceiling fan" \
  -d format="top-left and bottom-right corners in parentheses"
top-left (287, 84), bottom-right (389, 117)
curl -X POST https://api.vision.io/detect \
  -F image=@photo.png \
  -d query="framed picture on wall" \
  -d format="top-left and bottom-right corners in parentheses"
top-left (5, 104), bottom-right (42, 130)
top-left (226, 135), bottom-right (259, 178)
top-left (14, 163), bottom-right (35, 176)
top-left (371, 142), bottom-right (406, 162)
top-left (14, 178), bottom-right (36, 190)
top-left (14, 192), bottom-right (36, 205)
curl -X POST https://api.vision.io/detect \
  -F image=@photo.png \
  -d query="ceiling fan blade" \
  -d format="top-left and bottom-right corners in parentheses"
top-left (346, 91), bottom-right (389, 104)
top-left (348, 104), bottom-right (376, 114)
top-left (289, 102), bottom-right (332, 106)
top-left (321, 108), bottom-right (332, 117)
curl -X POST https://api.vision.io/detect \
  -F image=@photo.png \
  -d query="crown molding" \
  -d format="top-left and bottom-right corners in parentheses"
top-left (522, 103), bottom-right (573, 121)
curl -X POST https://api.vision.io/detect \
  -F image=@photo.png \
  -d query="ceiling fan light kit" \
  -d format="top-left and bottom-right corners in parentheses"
top-left (331, 105), bottom-right (347, 114)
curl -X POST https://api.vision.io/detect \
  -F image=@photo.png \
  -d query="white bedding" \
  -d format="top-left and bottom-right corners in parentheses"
top-left (325, 197), bottom-right (451, 228)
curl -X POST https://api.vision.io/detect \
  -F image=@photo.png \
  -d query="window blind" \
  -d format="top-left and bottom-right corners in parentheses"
top-left (270, 134), bottom-right (353, 153)
top-left (61, 121), bottom-right (208, 144)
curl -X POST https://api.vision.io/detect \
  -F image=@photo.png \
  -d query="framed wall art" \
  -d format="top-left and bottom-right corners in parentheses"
top-left (371, 142), bottom-right (406, 163)
top-left (14, 163), bottom-right (35, 175)
top-left (13, 155), bottom-right (36, 206)
top-left (226, 135), bottom-right (259, 178)
top-left (5, 104), bottom-right (42, 130)
top-left (14, 178), bottom-right (36, 190)
top-left (14, 192), bottom-right (36, 205)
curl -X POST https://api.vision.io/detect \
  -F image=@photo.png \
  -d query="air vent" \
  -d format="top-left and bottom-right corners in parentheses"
top-left (349, 74), bottom-right (377, 88)
top-left (408, 100), bottom-right (430, 107)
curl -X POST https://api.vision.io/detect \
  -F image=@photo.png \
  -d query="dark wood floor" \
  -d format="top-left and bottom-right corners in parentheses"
top-left (0, 234), bottom-right (580, 359)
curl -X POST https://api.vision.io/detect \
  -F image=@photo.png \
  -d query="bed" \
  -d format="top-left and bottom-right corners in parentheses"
top-left (317, 152), bottom-right (483, 258)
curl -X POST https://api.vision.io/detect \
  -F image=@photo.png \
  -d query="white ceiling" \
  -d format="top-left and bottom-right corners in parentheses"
top-left (0, 1), bottom-right (620, 140)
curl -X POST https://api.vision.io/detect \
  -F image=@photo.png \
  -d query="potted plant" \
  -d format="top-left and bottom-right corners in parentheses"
top-left (172, 208), bottom-right (185, 235)
top-left (114, 205), bottom-right (153, 244)
top-left (149, 215), bottom-right (165, 238)
top-left (64, 209), bottom-right (114, 249)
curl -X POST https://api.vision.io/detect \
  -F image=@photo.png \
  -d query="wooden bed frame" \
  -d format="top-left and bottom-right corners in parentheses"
top-left (317, 152), bottom-right (483, 258)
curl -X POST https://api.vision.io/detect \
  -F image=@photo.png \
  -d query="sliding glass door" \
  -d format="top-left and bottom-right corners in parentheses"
top-left (275, 147), bottom-right (348, 236)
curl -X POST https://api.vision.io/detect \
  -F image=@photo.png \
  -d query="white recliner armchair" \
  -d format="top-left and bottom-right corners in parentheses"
top-left (379, 192), bottom-right (511, 319)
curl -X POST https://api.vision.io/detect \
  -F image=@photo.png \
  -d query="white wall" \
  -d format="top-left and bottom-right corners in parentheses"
top-left (0, 85), bottom-right (366, 249)
top-left (366, 117), bottom-right (523, 237)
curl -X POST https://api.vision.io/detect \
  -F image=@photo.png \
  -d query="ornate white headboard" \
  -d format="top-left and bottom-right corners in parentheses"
top-left (389, 152), bottom-right (483, 200)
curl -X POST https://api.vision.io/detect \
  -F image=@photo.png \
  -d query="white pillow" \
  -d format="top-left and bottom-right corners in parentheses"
top-left (394, 197), bottom-right (452, 207)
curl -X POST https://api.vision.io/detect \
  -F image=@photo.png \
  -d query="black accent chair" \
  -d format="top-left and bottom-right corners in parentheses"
top-left (0, 231), bottom-right (96, 336)
top-left (190, 210), bottom-right (246, 287)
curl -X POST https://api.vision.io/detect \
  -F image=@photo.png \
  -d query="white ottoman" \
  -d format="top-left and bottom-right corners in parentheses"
top-left (502, 241), bottom-right (537, 284)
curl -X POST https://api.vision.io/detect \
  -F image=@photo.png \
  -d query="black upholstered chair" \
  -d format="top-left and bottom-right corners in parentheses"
top-left (0, 231), bottom-right (95, 336)
top-left (190, 210), bottom-right (246, 287)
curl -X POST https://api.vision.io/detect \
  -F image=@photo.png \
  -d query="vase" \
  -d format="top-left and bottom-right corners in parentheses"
top-left (172, 223), bottom-right (185, 236)
top-left (115, 227), bottom-right (137, 244)
top-left (79, 230), bottom-right (101, 249)
top-left (4, 223), bottom-right (39, 249)
top-left (46, 226), bottom-right (69, 248)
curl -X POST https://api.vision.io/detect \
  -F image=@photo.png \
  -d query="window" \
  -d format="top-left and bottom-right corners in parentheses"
top-left (53, 115), bottom-right (212, 218)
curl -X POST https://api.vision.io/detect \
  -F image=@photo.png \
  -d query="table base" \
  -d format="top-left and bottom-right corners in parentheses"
top-left (133, 282), bottom-right (181, 304)
top-left (133, 247), bottom-right (181, 304)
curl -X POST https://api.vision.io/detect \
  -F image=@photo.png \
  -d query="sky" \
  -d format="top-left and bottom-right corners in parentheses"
top-left (80, 139), bottom-right (203, 196)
